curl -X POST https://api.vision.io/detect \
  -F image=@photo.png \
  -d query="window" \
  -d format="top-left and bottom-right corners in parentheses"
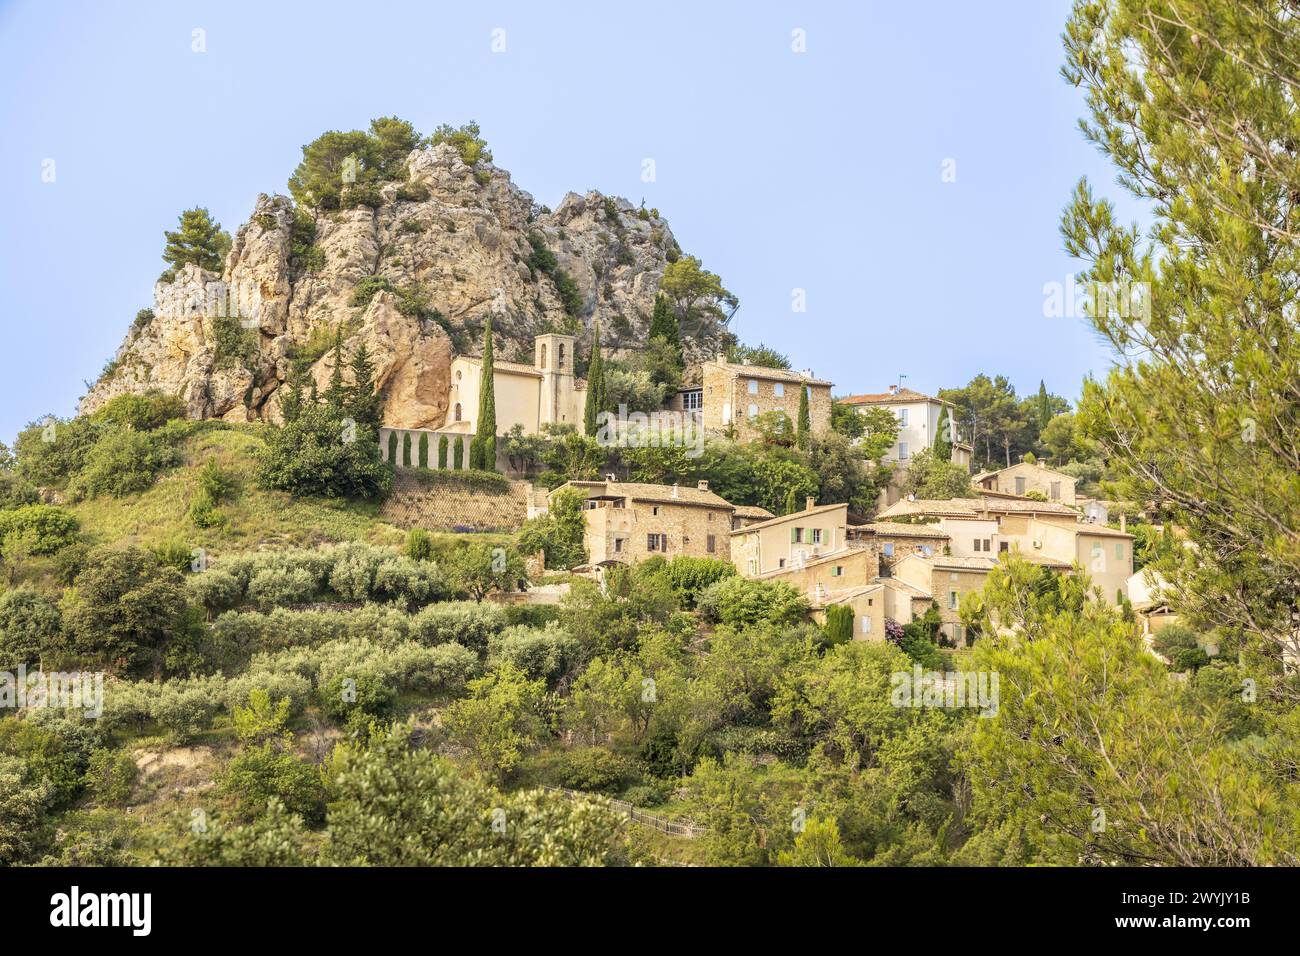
top-left (920, 545), bottom-right (933, 556)
top-left (722, 402), bottom-right (732, 423)
top-left (1015, 476), bottom-right (1026, 494)
top-left (613, 538), bottom-right (623, 553)
top-left (540, 344), bottom-right (548, 368)
top-left (747, 559), bottom-right (758, 575)
top-left (984, 539), bottom-right (991, 552)
top-left (831, 565), bottom-right (843, 577)
top-left (651, 506), bottom-right (659, 516)
top-left (706, 534), bottom-right (716, 554)
top-left (949, 591), bottom-right (959, 609)
top-left (812, 528), bottom-right (823, 544)
top-left (558, 344), bottom-right (566, 368)
top-left (1050, 481), bottom-right (1061, 501)
top-left (454, 403), bottom-right (462, 422)
top-left (748, 403), bottom-right (758, 419)
top-left (1115, 542), bottom-right (1124, 560)
top-left (647, 533), bottom-right (667, 552)
top-left (682, 390), bottom-right (703, 411)
top-left (999, 541), bottom-right (1009, 553)
top-left (897, 441), bottom-right (909, 460)
top-left (898, 408), bottom-right (909, 427)
top-left (778, 558), bottom-right (786, 569)
top-left (773, 382), bottom-right (784, 397)
top-left (883, 542), bottom-right (895, 557)
top-left (861, 616), bottom-right (872, 634)
top-left (748, 379), bottom-right (758, 395)
top-left (973, 538), bottom-right (981, 552)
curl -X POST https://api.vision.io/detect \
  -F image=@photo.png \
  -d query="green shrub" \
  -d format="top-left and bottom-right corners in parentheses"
top-left (189, 491), bottom-right (225, 528)
top-left (823, 604), bottom-right (854, 646)
top-left (85, 748), bottom-right (138, 805)
top-left (0, 588), bottom-right (62, 669)
top-left (256, 405), bottom-right (392, 500)
top-left (410, 600), bottom-right (506, 651)
top-left (211, 314), bottom-right (258, 369)
top-left (487, 622), bottom-right (580, 683)
top-left (554, 747), bottom-right (639, 794)
top-left (91, 391), bottom-right (186, 431)
top-left (247, 567), bottom-right (318, 609)
top-left (406, 528), bottom-right (434, 561)
top-left (697, 577), bottom-right (809, 628)
top-left (222, 745), bottom-right (327, 824)
top-left (70, 428), bottom-right (181, 498)
top-left (663, 556), bottom-right (735, 608)
top-left (0, 505), bottom-right (79, 554)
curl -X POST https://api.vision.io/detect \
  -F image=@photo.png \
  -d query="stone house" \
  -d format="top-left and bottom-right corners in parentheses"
top-left (445, 332), bottom-right (585, 437)
top-left (553, 478), bottom-right (735, 566)
top-left (809, 584), bottom-right (888, 641)
top-left (837, 386), bottom-right (957, 465)
top-left (672, 356), bottom-right (832, 443)
top-left (729, 500), bottom-right (853, 577)
top-left (847, 521), bottom-right (949, 573)
top-left (892, 553), bottom-right (996, 645)
top-left (973, 460), bottom-right (1078, 505)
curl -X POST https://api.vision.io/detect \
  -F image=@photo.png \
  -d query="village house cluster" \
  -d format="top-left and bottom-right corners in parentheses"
top-left (446, 334), bottom-right (1153, 645)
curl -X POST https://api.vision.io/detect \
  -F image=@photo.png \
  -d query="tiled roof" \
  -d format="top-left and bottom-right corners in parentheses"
top-left (733, 505), bottom-right (776, 520)
top-left (459, 356), bottom-right (543, 378)
top-left (755, 545), bottom-right (873, 580)
top-left (926, 555), bottom-right (998, 572)
top-left (878, 498), bottom-right (981, 519)
top-left (856, 521), bottom-right (951, 539)
top-left (838, 388), bottom-right (949, 406)
top-left (879, 577), bottom-right (932, 599)
top-left (978, 496), bottom-right (1078, 516)
top-left (709, 361), bottom-right (833, 387)
top-left (1074, 524), bottom-right (1135, 539)
top-left (729, 502), bottom-right (849, 535)
top-left (809, 583), bottom-right (883, 609)
top-left (560, 480), bottom-right (734, 510)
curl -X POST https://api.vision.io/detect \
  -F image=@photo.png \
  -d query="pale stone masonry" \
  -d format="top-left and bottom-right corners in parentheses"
top-left (553, 479), bottom-right (736, 566)
top-left (445, 332), bottom-right (586, 438)
top-left (973, 460), bottom-right (1078, 505)
top-left (673, 356), bottom-right (832, 443)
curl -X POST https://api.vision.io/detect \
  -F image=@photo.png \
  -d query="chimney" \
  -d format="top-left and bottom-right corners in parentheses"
top-left (805, 496), bottom-right (816, 511)
top-left (697, 480), bottom-right (709, 492)
top-left (605, 473), bottom-right (617, 482)
top-left (800, 368), bottom-right (814, 379)
top-left (716, 351), bottom-right (727, 364)
top-left (1120, 513), bottom-right (1127, 533)
top-left (671, 483), bottom-right (680, 499)
top-left (888, 384), bottom-right (898, 395)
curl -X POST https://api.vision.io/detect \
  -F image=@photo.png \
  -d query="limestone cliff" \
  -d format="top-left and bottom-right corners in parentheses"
top-left (81, 143), bottom-right (725, 427)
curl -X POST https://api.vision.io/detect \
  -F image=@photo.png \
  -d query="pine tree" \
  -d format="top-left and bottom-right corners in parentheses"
top-left (279, 368), bottom-right (305, 423)
top-left (162, 207), bottom-right (232, 272)
top-left (325, 331), bottom-right (346, 411)
top-left (470, 320), bottom-right (497, 471)
top-left (583, 323), bottom-right (605, 436)
top-left (933, 405), bottom-right (953, 463)
top-left (796, 384), bottom-right (811, 451)
top-left (648, 293), bottom-right (680, 350)
top-left (347, 342), bottom-right (383, 428)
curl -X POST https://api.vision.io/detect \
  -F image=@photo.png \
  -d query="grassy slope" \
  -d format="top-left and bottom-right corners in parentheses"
top-left (68, 427), bottom-right (407, 559)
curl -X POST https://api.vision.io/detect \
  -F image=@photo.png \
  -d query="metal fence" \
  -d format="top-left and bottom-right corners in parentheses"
top-left (542, 786), bottom-right (709, 839)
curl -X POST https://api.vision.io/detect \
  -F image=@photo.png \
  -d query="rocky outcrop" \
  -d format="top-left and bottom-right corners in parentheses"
top-left (80, 143), bottom-right (721, 425)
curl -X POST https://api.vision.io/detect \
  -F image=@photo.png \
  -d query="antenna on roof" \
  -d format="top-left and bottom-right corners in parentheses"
top-left (898, 374), bottom-right (908, 390)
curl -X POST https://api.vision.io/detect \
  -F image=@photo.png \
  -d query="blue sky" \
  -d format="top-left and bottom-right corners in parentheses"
top-left (0, 0), bottom-right (1144, 444)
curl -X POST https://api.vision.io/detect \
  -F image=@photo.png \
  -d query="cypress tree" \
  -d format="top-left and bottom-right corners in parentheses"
top-left (418, 433), bottom-right (429, 469)
top-left (402, 432), bottom-right (412, 468)
top-left (471, 319), bottom-right (498, 472)
top-left (784, 486), bottom-right (797, 516)
top-left (1036, 380), bottom-right (1052, 432)
top-left (796, 384), bottom-right (811, 451)
top-left (438, 435), bottom-right (448, 469)
top-left (934, 405), bottom-right (953, 462)
top-left (584, 323), bottom-right (605, 436)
